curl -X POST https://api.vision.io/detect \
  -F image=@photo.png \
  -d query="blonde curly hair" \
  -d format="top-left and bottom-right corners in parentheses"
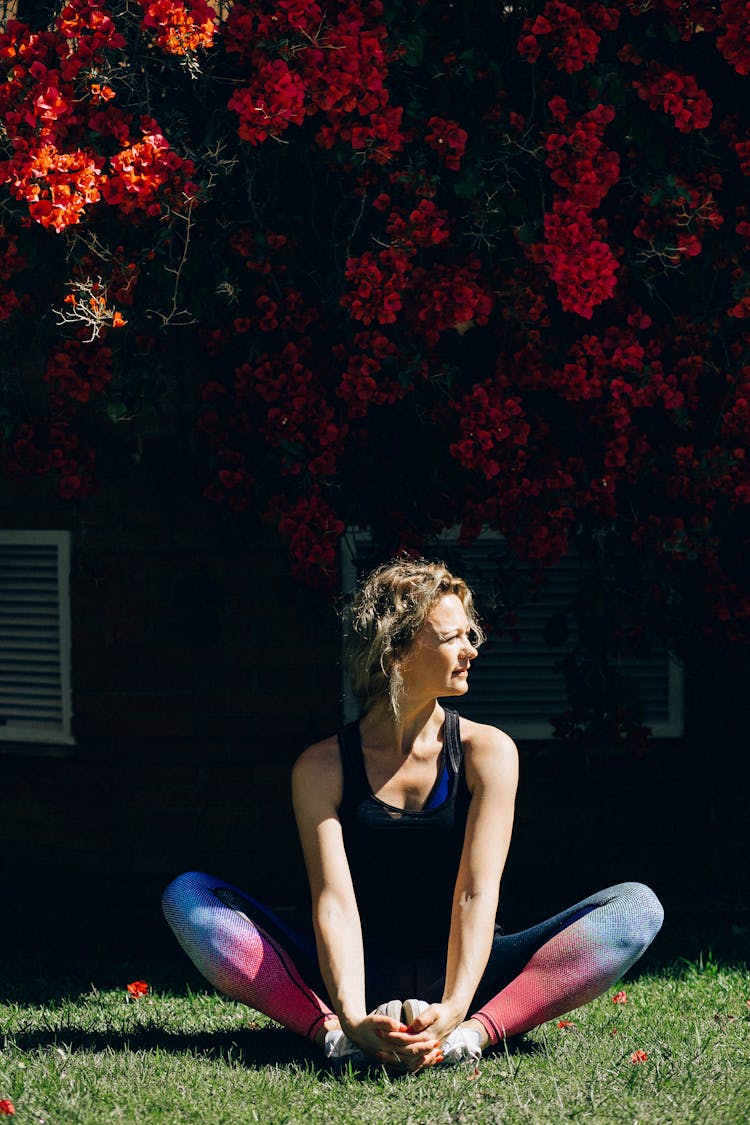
top-left (344, 557), bottom-right (485, 718)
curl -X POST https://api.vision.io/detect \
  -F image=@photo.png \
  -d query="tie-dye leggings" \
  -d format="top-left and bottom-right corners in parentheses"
top-left (162, 872), bottom-right (663, 1046)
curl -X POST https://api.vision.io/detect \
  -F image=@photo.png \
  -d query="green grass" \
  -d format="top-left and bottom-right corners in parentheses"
top-left (1, 954), bottom-right (748, 1124)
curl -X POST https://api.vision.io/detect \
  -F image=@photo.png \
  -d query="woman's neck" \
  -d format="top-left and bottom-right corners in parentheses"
top-left (360, 697), bottom-right (443, 757)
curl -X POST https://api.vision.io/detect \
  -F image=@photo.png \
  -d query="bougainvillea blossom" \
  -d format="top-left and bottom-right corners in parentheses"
top-left (0, 0), bottom-right (749, 744)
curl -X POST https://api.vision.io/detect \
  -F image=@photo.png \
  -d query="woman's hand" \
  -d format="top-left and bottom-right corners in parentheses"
top-left (388, 1001), bottom-right (464, 1055)
top-left (345, 1012), bottom-right (443, 1073)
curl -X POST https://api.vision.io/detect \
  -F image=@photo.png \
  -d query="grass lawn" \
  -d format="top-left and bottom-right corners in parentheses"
top-left (1, 940), bottom-right (748, 1124)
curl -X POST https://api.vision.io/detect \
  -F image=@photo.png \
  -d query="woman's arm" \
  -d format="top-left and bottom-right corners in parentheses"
top-left (292, 739), bottom-right (368, 1033)
top-left (292, 739), bottom-right (439, 1066)
top-left (402, 722), bottom-right (519, 1043)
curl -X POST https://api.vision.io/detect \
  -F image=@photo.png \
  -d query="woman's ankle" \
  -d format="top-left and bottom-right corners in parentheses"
top-left (314, 1015), bottom-right (341, 1048)
top-left (460, 1017), bottom-right (489, 1051)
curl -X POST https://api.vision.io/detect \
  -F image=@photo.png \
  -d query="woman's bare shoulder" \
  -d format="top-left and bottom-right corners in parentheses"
top-left (457, 715), bottom-right (517, 755)
top-left (292, 733), bottom-right (342, 791)
top-left (456, 716), bottom-right (519, 784)
top-left (297, 732), bottom-right (341, 760)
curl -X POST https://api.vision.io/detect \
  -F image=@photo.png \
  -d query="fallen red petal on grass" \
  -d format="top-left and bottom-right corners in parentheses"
top-left (612, 990), bottom-right (628, 1004)
top-left (557, 1019), bottom-right (574, 1028)
top-left (0, 1100), bottom-right (15, 1116)
top-left (630, 1049), bottom-right (648, 1064)
top-left (126, 980), bottom-right (149, 999)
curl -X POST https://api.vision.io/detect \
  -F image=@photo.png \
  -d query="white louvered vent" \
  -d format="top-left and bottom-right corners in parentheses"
top-left (341, 530), bottom-right (684, 740)
top-left (0, 530), bottom-right (73, 744)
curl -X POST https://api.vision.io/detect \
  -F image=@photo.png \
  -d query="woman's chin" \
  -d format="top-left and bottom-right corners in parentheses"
top-left (447, 677), bottom-right (469, 694)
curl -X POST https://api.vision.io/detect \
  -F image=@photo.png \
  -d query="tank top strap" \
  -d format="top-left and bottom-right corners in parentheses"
top-left (443, 708), bottom-right (464, 774)
top-left (338, 720), bottom-right (371, 805)
top-left (340, 710), bottom-right (465, 807)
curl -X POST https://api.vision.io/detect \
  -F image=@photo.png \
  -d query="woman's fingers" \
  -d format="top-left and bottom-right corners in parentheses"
top-left (376, 1049), bottom-right (410, 1072)
top-left (412, 1050), bottom-right (444, 1072)
top-left (373, 1009), bottom-right (446, 1071)
top-left (405, 1044), bottom-right (445, 1073)
top-left (374, 1020), bottom-right (409, 1038)
top-left (386, 1027), bottom-right (440, 1047)
top-left (377, 1035), bottom-right (441, 1072)
top-left (405, 1003), bottom-right (441, 1034)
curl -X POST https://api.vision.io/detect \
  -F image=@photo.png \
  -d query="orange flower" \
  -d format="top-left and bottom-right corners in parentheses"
top-left (0, 1100), bottom-right (15, 1116)
top-left (612, 990), bottom-right (628, 1004)
top-left (112, 311), bottom-right (127, 327)
top-left (91, 84), bottom-right (116, 103)
top-left (557, 1019), bottom-right (574, 1028)
top-left (630, 1049), bottom-right (648, 1064)
top-left (126, 980), bottom-right (149, 999)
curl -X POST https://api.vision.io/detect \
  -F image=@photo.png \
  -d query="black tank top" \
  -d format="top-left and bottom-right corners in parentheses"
top-left (338, 709), bottom-right (472, 958)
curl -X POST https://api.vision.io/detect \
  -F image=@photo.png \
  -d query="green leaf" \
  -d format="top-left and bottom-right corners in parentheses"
top-left (454, 171), bottom-right (480, 200)
top-left (516, 223), bottom-right (537, 244)
top-left (106, 402), bottom-right (130, 423)
top-left (401, 33), bottom-right (424, 67)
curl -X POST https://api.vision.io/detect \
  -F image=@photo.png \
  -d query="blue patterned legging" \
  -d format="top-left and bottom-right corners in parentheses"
top-left (162, 873), bottom-right (663, 1046)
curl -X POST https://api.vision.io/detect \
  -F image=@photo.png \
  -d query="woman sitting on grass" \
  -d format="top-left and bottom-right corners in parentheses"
top-left (162, 557), bottom-right (664, 1072)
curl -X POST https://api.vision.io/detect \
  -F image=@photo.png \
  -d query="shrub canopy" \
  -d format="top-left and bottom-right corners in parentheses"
top-left (1, 0), bottom-right (749, 740)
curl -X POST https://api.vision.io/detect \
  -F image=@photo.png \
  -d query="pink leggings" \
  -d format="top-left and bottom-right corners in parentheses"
top-left (162, 873), bottom-right (663, 1047)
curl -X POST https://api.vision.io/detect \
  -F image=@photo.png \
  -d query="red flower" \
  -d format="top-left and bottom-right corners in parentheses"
top-left (271, 489), bottom-right (345, 588)
top-left (633, 64), bottom-right (712, 133)
top-left (612, 990), bottom-right (628, 1004)
top-left (341, 248), bottom-right (413, 326)
top-left (228, 60), bottom-right (307, 145)
top-left (424, 116), bottom-right (468, 171)
top-left (545, 104), bottom-right (619, 210)
top-left (137, 0), bottom-right (217, 56)
top-left (630, 1049), bottom-right (648, 1064)
top-left (716, 0), bottom-right (750, 75)
top-left (518, 0), bottom-right (613, 73)
top-left (540, 200), bottom-right (619, 319)
top-left (0, 1101), bottom-right (15, 1116)
top-left (126, 980), bottom-right (149, 999)
top-left (557, 1019), bottom-right (574, 1028)
top-left (103, 123), bottom-right (197, 217)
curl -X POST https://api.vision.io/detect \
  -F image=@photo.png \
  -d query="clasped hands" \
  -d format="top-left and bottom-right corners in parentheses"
top-left (345, 1001), bottom-right (461, 1074)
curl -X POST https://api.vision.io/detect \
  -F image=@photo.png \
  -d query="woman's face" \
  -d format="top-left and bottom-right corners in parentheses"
top-left (399, 593), bottom-right (479, 702)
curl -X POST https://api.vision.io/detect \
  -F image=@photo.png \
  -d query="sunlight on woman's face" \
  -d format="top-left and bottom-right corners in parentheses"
top-left (399, 594), bottom-right (479, 701)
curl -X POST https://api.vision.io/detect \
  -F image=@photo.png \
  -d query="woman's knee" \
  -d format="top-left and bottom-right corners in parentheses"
top-left (612, 881), bottom-right (665, 953)
top-left (162, 870), bottom-right (215, 927)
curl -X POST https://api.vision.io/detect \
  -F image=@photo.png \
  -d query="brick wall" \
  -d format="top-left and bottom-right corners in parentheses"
top-left (1, 474), bottom-right (340, 937)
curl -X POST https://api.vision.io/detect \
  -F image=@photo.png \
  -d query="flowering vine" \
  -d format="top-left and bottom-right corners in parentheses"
top-left (1, 0), bottom-right (750, 743)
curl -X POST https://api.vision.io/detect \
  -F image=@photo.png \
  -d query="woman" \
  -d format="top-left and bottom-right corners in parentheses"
top-left (163, 558), bottom-right (663, 1073)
